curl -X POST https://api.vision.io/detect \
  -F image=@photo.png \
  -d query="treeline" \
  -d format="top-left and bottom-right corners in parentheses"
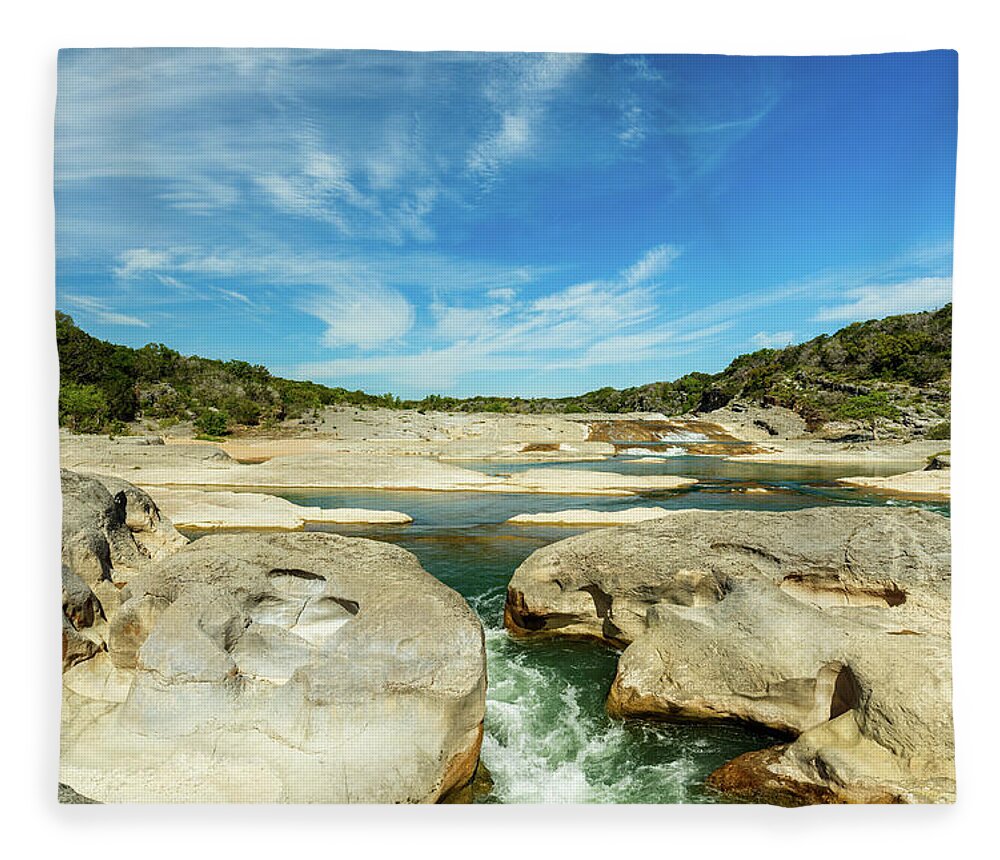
top-left (409, 304), bottom-right (952, 423)
top-left (56, 312), bottom-right (400, 434)
top-left (56, 303), bottom-right (951, 435)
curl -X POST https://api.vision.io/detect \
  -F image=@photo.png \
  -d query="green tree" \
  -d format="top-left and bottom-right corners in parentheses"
top-left (195, 410), bottom-right (229, 437)
top-left (59, 382), bottom-right (109, 433)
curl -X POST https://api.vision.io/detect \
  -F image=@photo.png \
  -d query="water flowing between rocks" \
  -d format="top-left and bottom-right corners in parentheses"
top-left (232, 454), bottom-right (946, 803)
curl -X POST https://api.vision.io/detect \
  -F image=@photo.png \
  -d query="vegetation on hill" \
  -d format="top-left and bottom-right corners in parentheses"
top-left (56, 303), bottom-right (951, 436)
top-left (56, 311), bottom-right (399, 434)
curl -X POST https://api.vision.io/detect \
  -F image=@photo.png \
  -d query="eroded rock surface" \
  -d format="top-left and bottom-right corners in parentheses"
top-left (505, 507), bottom-right (953, 803)
top-left (60, 525), bottom-right (486, 803)
top-left (60, 470), bottom-right (187, 667)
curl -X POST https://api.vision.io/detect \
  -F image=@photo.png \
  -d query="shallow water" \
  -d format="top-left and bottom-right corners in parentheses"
top-left (270, 453), bottom-right (947, 803)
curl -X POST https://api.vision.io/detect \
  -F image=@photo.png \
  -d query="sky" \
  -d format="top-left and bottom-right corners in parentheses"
top-left (55, 49), bottom-right (957, 398)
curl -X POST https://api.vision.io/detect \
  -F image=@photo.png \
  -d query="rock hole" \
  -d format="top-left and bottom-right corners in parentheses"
top-left (268, 568), bottom-right (324, 581)
top-left (829, 665), bottom-right (859, 719)
top-left (579, 584), bottom-right (613, 619)
top-left (329, 596), bottom-right (360, 616)
top-left (780, 573), bottom-right (906, 608)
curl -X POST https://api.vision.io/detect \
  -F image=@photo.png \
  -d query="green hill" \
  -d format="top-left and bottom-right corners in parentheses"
top-left (56, 311), bottom-right (400, 434)
top-left (56, 303), bottom-right (951, 437)
top-left (558, 303), bottom-right (952, 426)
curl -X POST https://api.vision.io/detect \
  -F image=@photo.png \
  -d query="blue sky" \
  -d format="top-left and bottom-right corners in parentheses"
top-left (55, 49), bottom-right (956, 398)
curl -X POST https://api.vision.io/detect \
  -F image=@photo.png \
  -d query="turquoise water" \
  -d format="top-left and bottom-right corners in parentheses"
top-left (271, 453), bottom-right (946, 803)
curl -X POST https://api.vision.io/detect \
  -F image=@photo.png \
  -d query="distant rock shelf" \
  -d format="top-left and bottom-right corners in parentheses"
top-left (507, 507), bottom-right (673, 526)
top-left (61, 435), bottom-right (698, 496)
top-left (836, 468), bottom-right (950, 501)
top-left (150, 488), bottom-right (413, 530)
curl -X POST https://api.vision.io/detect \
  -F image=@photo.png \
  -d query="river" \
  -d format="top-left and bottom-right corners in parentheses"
top-left (253, 452), bottom-right (946, 803)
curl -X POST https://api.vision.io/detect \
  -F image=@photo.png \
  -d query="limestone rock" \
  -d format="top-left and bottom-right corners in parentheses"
top-left (60, 470), bottom-right (188, 663)
top-left (925, 453), bottom-right (951, 471)
top-left (837, 469), bottom-right (950, 501)
top-left (61, 532), bottom-right (487, 804)
top-left (505, 507), bottom-right (953, 803)
top-left (61, 565), bottom-right (105, 671)
top-left (61, 469), bottom-right (186, 591)
top-left (61, 434), bottom-right (696, 495)
top-left (507, 507), bottom-right (672, 526)
top-left (94, 475), bottom-right (188, 559)
top-left (148, 487), bottom-right (412, 530)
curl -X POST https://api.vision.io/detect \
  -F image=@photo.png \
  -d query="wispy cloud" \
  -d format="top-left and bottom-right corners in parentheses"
top-left (297, 243), bottom-right (688, 388)
top-left (751, 330), bottom-right (796, 349)
top-left (114, 248), bottom-right (173, 279)
top-left (301, 279), bottom-right (415, 350)
top-left (466, 53), bottom-right (585, 192)
top-left (812, 277), bottom-right (952, 323)
top-left (63, 295), bottom-right (149, 327)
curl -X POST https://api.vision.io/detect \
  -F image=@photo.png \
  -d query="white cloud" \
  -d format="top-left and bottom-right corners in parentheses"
top-left (156, 177), bottom-right (240, 215)
top-left (812, 277), bottom-right (952, 323)
top-left (114, 248), bottom-right (173, 279)
top-left (751, 330), bottom-right (795, 349)
top-left (300, 281), bottom-right (414, 350)
top-left (620, 243), bottom-right (682, 286)
top-left (215, 288), bottom-right (256, 307)
top-left (466, 53), bottom-right (584, 190)
top-left (298, 243), bottom-right (682, 389)
top-left (63, 295), bottom-right (149, 327)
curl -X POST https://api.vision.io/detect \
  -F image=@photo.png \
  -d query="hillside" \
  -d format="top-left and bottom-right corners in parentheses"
top-left (56, 304), bottom-right (951, 438)
top-left (56, 311), bottom-right (400, 435)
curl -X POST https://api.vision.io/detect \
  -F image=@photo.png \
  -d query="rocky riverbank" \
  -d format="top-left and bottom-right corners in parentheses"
top-left (60, 469), bottom-right (487, 803)
top-left (60, 432), bottom-right (697, 495)
top-left (504, 507), bottom-right (953, 804)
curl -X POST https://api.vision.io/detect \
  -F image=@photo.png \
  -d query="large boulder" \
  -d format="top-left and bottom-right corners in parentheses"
top-left (93, 475), bottom-right (188, 560)
top-left (504, 507), bottom-right (953, 804)
top-left (61, 531), bottom-right (487, 804)
top-left (60, 470), bottom-right (187, 666)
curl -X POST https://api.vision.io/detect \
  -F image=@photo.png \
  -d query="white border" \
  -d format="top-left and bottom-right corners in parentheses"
top-left (2, 2), bottom-right (995, 857)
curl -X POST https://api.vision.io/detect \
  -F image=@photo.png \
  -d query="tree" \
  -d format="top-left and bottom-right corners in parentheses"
top-left (195, 410), bottom-right (229, 437)
top-left (59, 382), bottom-right (109, 433)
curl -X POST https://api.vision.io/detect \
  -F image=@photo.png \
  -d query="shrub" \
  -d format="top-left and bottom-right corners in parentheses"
top-left (59, 382), bottom-right (109, 433)
top-left (195, 410), bottom-right (229, 437)
top-left (835, 392), bottom-right (900, 422)
top-left (925, 420), bottom-right (951, 440)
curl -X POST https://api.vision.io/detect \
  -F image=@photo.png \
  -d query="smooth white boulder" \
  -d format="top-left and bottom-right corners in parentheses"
top-left (507, 507), bottom-right (672, 526)
top-left (149, 487), bottom-right (412, 529)
top-left (59, 473), bottom-right (487, 805)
